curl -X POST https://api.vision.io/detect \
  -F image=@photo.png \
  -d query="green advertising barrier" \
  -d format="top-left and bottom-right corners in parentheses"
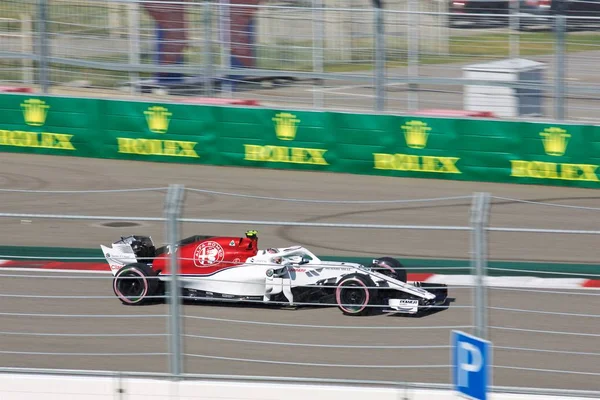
top-left (0, 96), bottom-right (100, 157)
top-left (0, 93), bottom-right (598, 188)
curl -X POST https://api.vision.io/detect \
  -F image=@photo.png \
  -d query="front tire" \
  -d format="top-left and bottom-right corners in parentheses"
top-left (335, 274), bottom-right (377, 316)
top-left (113, 263), bottom-right (159, 305)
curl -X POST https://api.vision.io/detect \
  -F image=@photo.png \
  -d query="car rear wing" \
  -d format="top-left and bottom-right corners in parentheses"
top-left (100, 243), bottom-right (139, 276)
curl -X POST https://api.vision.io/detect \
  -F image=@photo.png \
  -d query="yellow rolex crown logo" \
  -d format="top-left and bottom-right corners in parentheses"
top-left (273, 112), bottom-right (300, 141)
top-left (21, 99), bottom-right (49, 127)
top-left (402, 120), bottom-right (431, 149)
top-left (540, 127), bottom-right (570, 156)
top-left (144, 106), bottom-right (172, 134)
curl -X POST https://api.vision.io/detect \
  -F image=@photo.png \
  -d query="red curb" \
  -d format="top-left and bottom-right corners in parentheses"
top-left (179, 97), bottom-right (259, 106)
top-left (582, 279), bottom-right (600, 288)
top-left (0, 260), bottom-right (108, 271)
top-left (0, 86), bottom-right (33, 93)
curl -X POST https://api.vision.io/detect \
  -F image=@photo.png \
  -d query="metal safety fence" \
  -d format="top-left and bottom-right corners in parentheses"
top-left (1, 0), bottom-right (600, 122)
top-left (0, 185), bottom-right (598, 397)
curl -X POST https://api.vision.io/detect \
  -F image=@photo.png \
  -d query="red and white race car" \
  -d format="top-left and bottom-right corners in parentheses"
top-left (100, 230), bottom-right (448, 316)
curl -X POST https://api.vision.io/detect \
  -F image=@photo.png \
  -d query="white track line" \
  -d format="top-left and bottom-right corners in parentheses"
top-left (424, 274), bottom-right (597, 289)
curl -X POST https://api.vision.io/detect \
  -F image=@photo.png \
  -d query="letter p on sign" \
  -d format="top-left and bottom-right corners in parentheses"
top-left (458, 342), bottom-right (482, 387)
top-left (452, 330), bottom-right (492, 400)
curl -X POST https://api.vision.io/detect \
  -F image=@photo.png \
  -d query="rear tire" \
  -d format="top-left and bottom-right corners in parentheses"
top-left (335, 274), bottom-right (377, 316)
top-left (113, 263), bottom-right (159, 305)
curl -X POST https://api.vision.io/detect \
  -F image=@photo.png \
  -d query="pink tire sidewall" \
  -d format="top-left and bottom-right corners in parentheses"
top-left (335, 277), bottom-right (370, 314)
top-left (114, 268), bottom-right (149, 304)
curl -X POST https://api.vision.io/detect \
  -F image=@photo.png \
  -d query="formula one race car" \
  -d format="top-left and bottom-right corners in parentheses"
top-left (100, 230), bottom-right (448, 316)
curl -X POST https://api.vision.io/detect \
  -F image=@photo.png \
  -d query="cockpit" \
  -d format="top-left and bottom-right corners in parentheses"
top-left (267, 247), bottom-right (318, 265)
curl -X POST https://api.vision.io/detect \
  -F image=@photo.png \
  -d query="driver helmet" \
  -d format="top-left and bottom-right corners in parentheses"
top-left (286, 255), bottom-right (303, 264)
top-left (372, 258), bottom-right (396, 272)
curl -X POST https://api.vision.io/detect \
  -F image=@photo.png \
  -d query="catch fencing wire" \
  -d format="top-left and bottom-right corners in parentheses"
top-left (0, 272), bottom-right (168, 361)
top-left (182, 311), bottom-right (461, 372)
top-left (0, 187), bottom-right (172, 370)
top-left (483, 196), bottom-right (600, 389)
top-left (5, 186), bottom-right (599, 393)
top-left (0, 187), bottom-right (169, 194)
top-left (485, 195), bottom-right (600, 265)
top-left (487, 286), bottom-right (600, 382)
top-left (491, 196), bottom-right (600, 212)
top-left (490, 325), bottom-right (600, 338)
top-left (0, 185), bottom-right (475, 384)
top-left (486, 267), bottom-right (600, 279)
top-left (182, 299), bottom-right (464, 372)
top-left (176, 187), bottom-right (475, 383)
top-left (0, 185), bottom-right (472, 203)
top-left (185, 187), bottom-right (473, 204)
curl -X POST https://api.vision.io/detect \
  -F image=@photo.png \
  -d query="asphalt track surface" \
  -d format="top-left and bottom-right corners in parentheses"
top-left (0, 153), bottom-right (599, 392)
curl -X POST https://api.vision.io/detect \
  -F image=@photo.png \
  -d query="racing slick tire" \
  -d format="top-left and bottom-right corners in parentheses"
top-left (113, 263), bottom-right (160, 305)
top-left (372, 257), bottom-right (407, 283)
top-left (335, 274), bottom-right (378, 316)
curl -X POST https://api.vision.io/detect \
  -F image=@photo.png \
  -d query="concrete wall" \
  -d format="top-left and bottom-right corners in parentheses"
top-left (0, 373), bottom-right (594, 400)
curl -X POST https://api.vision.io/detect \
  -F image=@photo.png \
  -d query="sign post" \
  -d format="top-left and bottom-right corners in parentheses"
top-left (452, 330), bottom-right (492, 400)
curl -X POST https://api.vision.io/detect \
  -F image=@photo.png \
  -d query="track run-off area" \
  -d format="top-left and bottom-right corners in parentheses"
top-left (0, 153), bottom-right (599, 392)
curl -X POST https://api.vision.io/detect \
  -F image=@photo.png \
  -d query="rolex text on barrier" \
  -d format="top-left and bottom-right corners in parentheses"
top-left (243, 112), bottom-right (329, 166)
top-left (510, 127), bottom-right (599, 182)
top-left (0, 94), bottom-right (598, 189)
top-left (0, 99), bottom-right (76, 151)
top-left (116, 106), bottom-right (200, 158)
top-left (373, 120), bottom-right (461, 174)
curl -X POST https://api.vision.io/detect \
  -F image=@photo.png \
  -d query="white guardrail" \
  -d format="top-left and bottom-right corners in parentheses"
top-left (0, 373), bottom-right (595, 400)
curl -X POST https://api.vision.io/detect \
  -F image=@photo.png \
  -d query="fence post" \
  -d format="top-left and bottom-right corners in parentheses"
top-left (407, 0), bottom-right (419, 111)
top-left (219, 0), bottom-right (233, 97)
top-left (470, 192), bottom-right (491, 339)
top-left (37, 0), bottom-right (49, 93)
top-left (509, 0), bottom-right (520, 59)
top-left (203, 0), bottom-right (215, 96)
top-left (312, 0), bottom-right (325, 108)
top-left (437, 0), bottom-right (449, 55)
top-left (164, 184), bottom-right (186, 378)
top-left (554, 13), bottom-right (566, 120)
top-left (21, 13), bottom-right (34, 85)
top-left (108, 2), bottom-right (121, 39)
top-left (374, 0), bottom-right (385, 111)
top-left (127, 2), bottom-right (140, 95)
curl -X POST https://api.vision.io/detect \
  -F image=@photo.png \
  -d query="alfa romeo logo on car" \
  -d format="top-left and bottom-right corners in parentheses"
top-left (193, 241), bottom-right (225, 267)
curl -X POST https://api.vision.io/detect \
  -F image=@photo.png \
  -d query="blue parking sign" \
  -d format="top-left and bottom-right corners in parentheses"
top-left (451, 330), bottom-right (492, 400)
